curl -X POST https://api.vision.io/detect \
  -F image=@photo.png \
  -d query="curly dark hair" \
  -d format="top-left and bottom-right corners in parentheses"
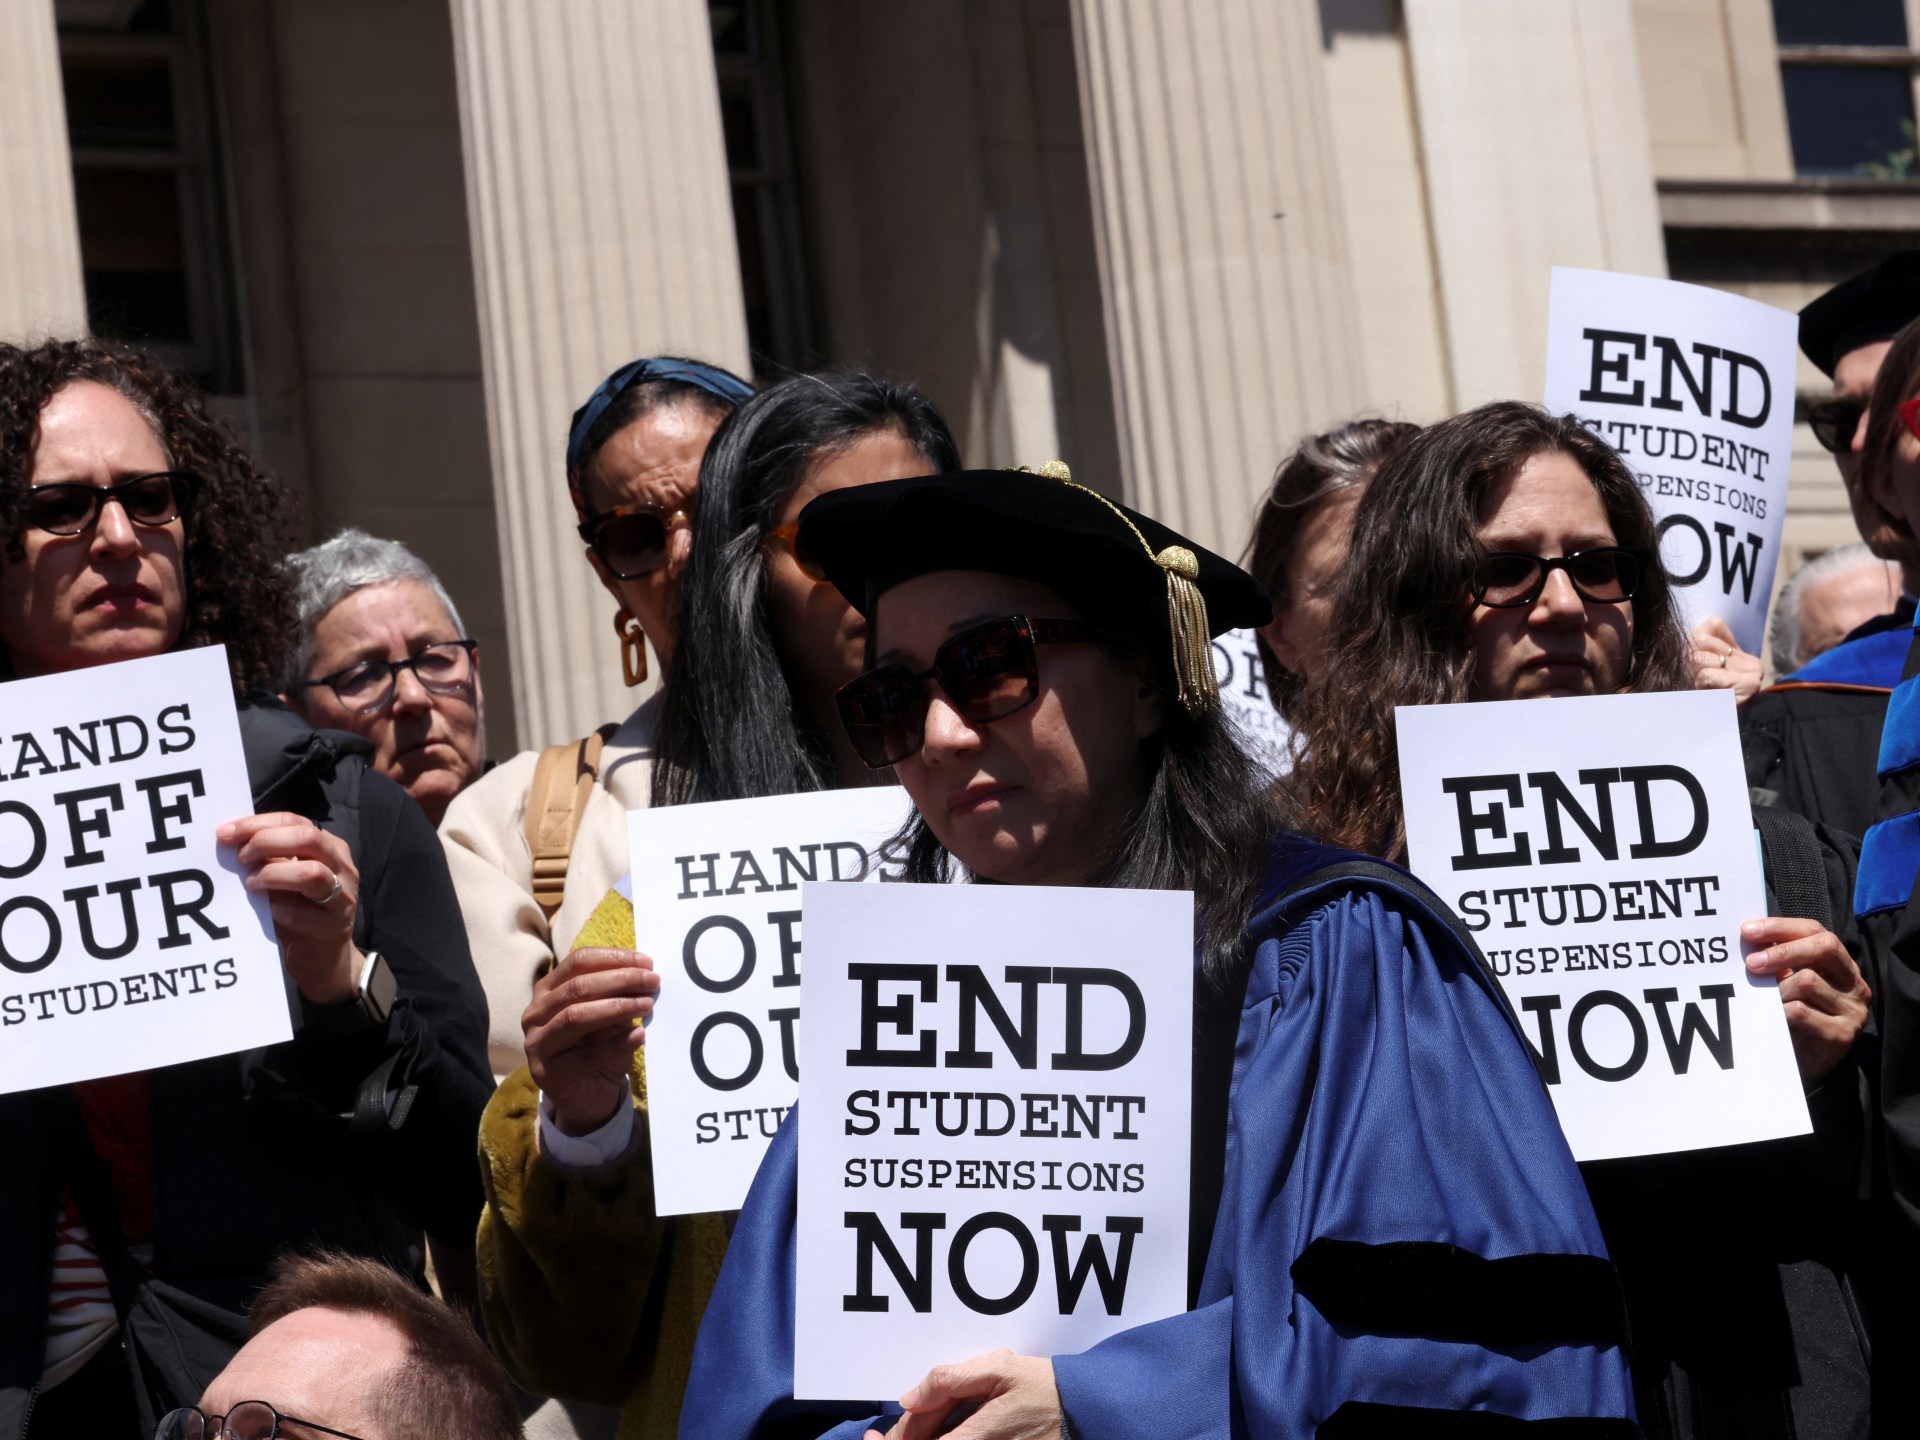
top-left (0, 339), bottom-right (299, 693)
top-left (1282, 401), bottom-right (1695, 859)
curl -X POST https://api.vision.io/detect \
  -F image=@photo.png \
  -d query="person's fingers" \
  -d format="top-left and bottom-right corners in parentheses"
top-left (1741, 916), bottom-right (1825, 947)
top-left (227, 820), bottom-right (351, 870)
top-left (899, 1351), bottom-right (1019, 1411)
top-left (538, 948), bottom-right (659, 993)
top-left (1743, 922), bottom-right (1865, 995)
top-left (246, 856), bottom-right (347, 904)
top-left (1692, 615), bottom-right (1737, 646)
top-left (525, 995), bottom-right (652, 1058)
top-left (525, 963), bottom-right (660, 1030)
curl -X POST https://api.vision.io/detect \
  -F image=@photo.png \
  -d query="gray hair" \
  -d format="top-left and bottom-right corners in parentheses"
top-left (1768, 540), bottom-right (1901, 674)
top-left (283, 528), bottom-right (467, 687)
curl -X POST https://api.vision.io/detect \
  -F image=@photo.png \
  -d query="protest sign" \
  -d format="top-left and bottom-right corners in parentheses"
top-left (1543, 267), bottom-right (1797, 655)
top-left (633, 788), bottom-right (914, 1216)
top-left (1212, 627), bottom-right (1291, 779)
top-left (793, 881), bottom-right (1192, 1402)
top-left (0, 647), bottom-right (288, 1093)
top-left (1396, 690), bottom-right (1808, 1161)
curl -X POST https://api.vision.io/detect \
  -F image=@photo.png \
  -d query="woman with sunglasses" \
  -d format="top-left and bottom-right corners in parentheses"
top-left (0, 339), bottom-right (493, 1438)
top-left (466, 372), bottom-right (958, 1440)
top-left (1285, 402), bottom-right (1874, 1440)
top-left (677, 465), bottom-right (1636, 1440)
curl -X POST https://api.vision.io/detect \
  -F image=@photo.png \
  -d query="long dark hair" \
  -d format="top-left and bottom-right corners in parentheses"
top-left (898, 631), bottom-right (1278, 990)
top-left (1243, 417), bottom-right (1419, 717)
top-left (1284, 401), bottom-right (1694, 859)
top-left (0, 339), bottom-right (298, 694)
top-left (650, 371), bottom-right (959, 804)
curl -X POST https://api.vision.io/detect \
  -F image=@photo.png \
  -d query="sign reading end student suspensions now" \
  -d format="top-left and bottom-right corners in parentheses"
top-left (1397, 690), bottom-right (1808, 1161)
top-left (1543, 267), bottom-right (1797, 657)
top-left (794, 881), bottom-right (1193, 1403)
top-left (0, 647), bottom-right (289, 1093)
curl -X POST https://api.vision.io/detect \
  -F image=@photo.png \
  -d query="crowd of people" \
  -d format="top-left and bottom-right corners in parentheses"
top-left (11, 244), bottom-right (1920, 1440)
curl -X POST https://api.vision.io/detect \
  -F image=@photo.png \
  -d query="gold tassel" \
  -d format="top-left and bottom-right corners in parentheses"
top-left (1155, 546), bottom-right (1217, 715)
top-left (1009, 460), bottom-right (1219, 716)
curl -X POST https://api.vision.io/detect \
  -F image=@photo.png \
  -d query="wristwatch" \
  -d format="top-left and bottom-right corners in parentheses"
top-left (305, 951), bottom-right (397, 1034)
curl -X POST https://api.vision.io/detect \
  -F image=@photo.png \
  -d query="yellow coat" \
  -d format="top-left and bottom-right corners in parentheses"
top-left (476, 887), bottom-right (731, 1440)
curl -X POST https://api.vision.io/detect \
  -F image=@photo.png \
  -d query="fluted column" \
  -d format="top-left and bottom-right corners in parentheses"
top-left (1068, 0), bottom-right (1366, 555)
top-left (0, 0), bottom-right (87, 340)
top-left (449, 0), bottom-right (750, 750)
top-left (1403, 0), bottom-right (1666, 404)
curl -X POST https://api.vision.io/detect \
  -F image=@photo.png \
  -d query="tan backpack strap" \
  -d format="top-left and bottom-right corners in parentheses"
top-left (524, 723), bottom-right (620, 925)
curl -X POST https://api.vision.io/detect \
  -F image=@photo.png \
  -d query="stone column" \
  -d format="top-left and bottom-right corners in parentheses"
top-left (449, 0), bottom-right (750, 750)
top-left (1403, 0), bottom-right (1667, 404)
top-left (0, 0), bottom-right (87, 340)
top-left (1068, 0), bottom-right (1367, 556)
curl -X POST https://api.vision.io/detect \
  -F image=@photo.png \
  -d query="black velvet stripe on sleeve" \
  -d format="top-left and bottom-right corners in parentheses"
top-left (1291, 1238), bottom-right (1630, 1350)
top-left (1317, 1401), bottom-right (1642, 1437)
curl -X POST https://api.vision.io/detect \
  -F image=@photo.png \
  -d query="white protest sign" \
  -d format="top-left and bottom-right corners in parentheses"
top-left (1396, 690), bottom-right (1808, 1161)
top-left (1543, 267), bottom-right (1796, 655)
top-left (794, 881), bottom-right (1192, 1402)
top-left (0, 647), bottom-right (288, 1092)
top-left (1212, 627), bottom-right (1292, 779)
top-left (632, 788), bottom-right (914, 1216)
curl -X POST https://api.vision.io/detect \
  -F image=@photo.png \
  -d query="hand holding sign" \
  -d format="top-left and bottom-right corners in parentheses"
top-left (218, 810), bottom-right (361, 1005)
top-left (1688, 616), bottom-right (1762, 702)
top-left (1741, 916), bottom-right (1870, 1084)
top-left (870, 1351), bottom-right (1061, 1440)
top-left (524, 947), bottom-right (657, 1136)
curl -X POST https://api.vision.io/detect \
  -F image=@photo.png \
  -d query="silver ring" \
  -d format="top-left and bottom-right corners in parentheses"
top-left (318, 870), bottom-right (343, 907)
top-left (1720, 648), bottom-right (1732, 668)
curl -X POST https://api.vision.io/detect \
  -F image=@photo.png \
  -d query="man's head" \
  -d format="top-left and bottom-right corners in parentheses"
top-left (1769, 541), bottom-right (1904, 675)
top-left (176, 1253), bottom-right (521, 1440)
top-left (1801, 252), bottom-right (1920, 582)
top-left (283, 530), bottom-right (484, 826)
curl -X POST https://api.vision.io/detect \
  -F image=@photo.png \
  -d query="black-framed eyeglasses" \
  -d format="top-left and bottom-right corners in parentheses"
top-left (1470, 548), bottom-right (1647, 610)
top-left (577, 500), bottom-right (690, 579)
top-left (1806, 396), bottom-right (1865, 456)
top-left (25, 471), bottom-right (200, 536)
top-left (290, 639), bottom-right (478, 714)
top-left (157, 1400), bottom-right (368, 1440)
top-left (835, 615), bottom-right (1095, 770)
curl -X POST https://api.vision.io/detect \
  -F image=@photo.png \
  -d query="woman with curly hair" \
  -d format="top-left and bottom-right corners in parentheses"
top-left (0, 340), bottom-right (494, 1438)
top-left (1285, 401), bottom-right (1875, 1439)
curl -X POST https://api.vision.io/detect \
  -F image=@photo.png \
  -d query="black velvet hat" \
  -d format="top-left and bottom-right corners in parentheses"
top-left (796, 463), bottom-right (1271, 715)
top-left (1800, 250), bottom-right (1920, 378)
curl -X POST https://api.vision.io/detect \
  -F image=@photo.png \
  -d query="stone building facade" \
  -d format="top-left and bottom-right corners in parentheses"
top-left (0, 0), bottom-right (1914, 748)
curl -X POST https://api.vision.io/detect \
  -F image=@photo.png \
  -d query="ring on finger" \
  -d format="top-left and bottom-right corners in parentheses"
top-left (1720, 648), bottom-right (1732, 668)
top-left (318, 869), bottom-right (343, 907)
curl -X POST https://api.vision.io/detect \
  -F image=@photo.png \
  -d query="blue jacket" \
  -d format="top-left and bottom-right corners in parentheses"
top-left (678, 838), bottom-right (1635, 1439)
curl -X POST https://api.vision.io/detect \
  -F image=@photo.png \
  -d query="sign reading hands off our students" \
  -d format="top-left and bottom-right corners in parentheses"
top-left (0, 647), bottom-right (288, 1093)
top-left (631, 788), bottom-right (913, 1217)
top-left (1543, 267), bottom-right (1796, 656)
top-left (793, 881), bottom-right (1192, 1402)
top-left (1396, 690), bottom-right (1807, 1161)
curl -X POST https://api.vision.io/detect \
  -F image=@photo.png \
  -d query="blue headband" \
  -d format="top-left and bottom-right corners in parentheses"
top-left (565, 357), bottom-right (755, 479)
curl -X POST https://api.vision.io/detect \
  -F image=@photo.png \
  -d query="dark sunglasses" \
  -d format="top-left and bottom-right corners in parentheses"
top-left (1470, 548), bottom-right (1647, 609)
top-left (757, 522), bottom-right (830, 583)
top-left (836, 615), bottom-right (1095, 770)
top-left (1807, 397), bottom-right (1865, 455)
top-left (577, 500), bottom-right (690, 579)
top-left (26, 471), bottom-right (199, 536)
top-left (157, 1401), bottom-right (366, 1440)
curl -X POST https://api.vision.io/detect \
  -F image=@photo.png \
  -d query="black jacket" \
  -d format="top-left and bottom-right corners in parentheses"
top-left (0, 698), bottom-right (493, 1433)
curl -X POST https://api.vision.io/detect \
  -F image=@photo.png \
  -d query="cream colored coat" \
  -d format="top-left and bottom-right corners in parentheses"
top-left (439, 694), bottom-right (661, 1078)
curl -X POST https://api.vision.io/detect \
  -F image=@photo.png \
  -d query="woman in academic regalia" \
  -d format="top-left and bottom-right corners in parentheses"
top-left (678, 465), bottom-right (1637, 1440)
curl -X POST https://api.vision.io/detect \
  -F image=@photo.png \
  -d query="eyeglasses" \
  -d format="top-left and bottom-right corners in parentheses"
top-left (25, 471), bottom-right (199, 536)
top-left (1470, 548), bottom-right (1646, 609)
top-left (835, 614), bottom-right (1095, 770)
top-left (577, 500), bottom-right (690, 579)
top-left (157, 1401), bottom-right (368, 1440)
top-left (290, 639), bottom-right (478, 714)
top-left (1807, 397), bottom-right (1866, 455)
top-left (757, 522), bottom-right (829, 583)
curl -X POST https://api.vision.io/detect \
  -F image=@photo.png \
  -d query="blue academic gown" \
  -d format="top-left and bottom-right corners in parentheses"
top-left (679, 841), bottom-right (1636, 1439)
